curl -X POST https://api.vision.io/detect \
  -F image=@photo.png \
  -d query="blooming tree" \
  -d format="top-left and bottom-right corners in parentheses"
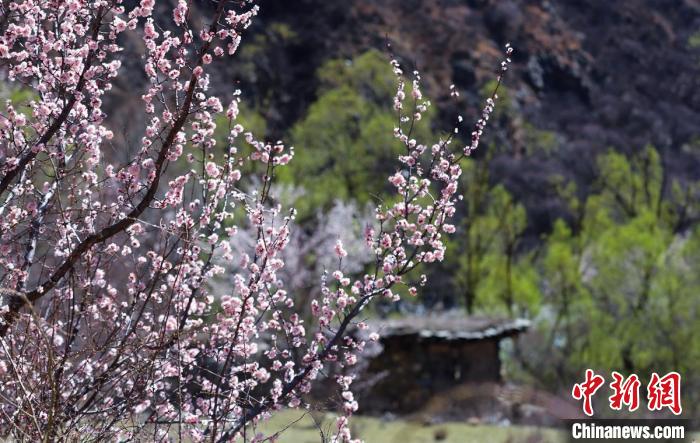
top-left (0, 0), bottom-right (511, 441)
top-left (221, 198), bottom-right (377, 322)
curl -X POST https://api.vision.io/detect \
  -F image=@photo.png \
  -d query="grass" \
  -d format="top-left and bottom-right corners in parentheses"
top-left (259, 410), bottom-right (567, 443)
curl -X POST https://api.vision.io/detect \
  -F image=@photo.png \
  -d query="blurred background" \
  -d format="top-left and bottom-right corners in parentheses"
top-left (90, 0), bottom-right (700, 440)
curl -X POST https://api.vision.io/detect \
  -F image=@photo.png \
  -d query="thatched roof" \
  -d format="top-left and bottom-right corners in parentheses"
top-left (369, 314), bottom-right (530, 342)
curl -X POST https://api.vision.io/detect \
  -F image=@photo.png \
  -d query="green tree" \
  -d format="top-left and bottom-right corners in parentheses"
top-left (279, 50), bottom-right (435, 218)
top-left (444, 152), bottom-right (539, 315)
top-left (527, 146), bottom-right (700, 412)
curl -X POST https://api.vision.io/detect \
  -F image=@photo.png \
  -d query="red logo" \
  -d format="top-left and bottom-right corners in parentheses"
top-left (609, 371), bottom-right (641, 412)
top-left (647, 372), bottom-right (682, 415)
top-left (572, 371), bottom-right (682, 416)
top-left (572, 369), bottom-right (606, 416)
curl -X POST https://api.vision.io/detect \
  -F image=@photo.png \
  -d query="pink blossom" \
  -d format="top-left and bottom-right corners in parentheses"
top-left (334, 239), bottom-right (348, 258)
top-left (205, 161), bottom-right (219, 177)
top-left (173, 0), bottom-right (188, 25)
top-left (0, 1), bottom-right (509, 440)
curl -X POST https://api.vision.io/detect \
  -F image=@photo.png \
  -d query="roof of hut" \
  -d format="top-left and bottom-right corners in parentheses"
top-left (369, 314), bottom-right (530, 342)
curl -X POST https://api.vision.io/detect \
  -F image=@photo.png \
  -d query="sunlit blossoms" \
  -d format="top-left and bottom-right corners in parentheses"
top-left (0, 1), bottom-right (510, 441)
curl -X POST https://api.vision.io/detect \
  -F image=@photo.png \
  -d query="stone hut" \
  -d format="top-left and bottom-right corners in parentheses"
top-left (357, 314), bottom-right (530, 414)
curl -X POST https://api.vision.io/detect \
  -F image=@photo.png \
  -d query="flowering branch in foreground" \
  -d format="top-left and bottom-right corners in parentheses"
top-left (0, 1), bottom-right (511, 441)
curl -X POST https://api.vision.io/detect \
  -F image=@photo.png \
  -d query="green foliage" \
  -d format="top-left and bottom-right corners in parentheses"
top-left (688, 31), bottom-right (700, 49)
top-left (9, 88), bottom-right (36, 106)
top-left (479, 79), bottom-right (512, 115)
top-left (228, 100), bottom-right (268, 138)
top-left (522, 146), bottom-right (700, 413)
top-left (0, 84), bottom-right (38, 112)
top-left (316, 50), bottom-right (398, 104)
top-left (279, 50), bottom-right (436, 218)
top-left (444, 153), bottom-right (540, 315)
top-left (522, 122), bottom-right (558, 155)
top-left (594, 146), bottom-right (666, 219)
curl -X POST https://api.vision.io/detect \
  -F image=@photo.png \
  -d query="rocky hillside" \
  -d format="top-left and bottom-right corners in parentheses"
top-left (246, 0), bottom-right (700, 233)
top-left (114, 0), bottom-right (700, 236)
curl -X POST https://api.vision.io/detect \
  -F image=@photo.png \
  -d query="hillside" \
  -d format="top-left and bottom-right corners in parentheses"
top-left (217, 0), bottom-right (700, 235)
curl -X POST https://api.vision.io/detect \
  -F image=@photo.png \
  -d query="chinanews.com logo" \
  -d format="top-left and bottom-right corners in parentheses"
top-left (566, 370), bottom-right (691, 442)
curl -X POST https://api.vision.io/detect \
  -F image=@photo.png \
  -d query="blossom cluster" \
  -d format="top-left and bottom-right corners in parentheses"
top-left (0, 1), bottom-right (510, 441)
